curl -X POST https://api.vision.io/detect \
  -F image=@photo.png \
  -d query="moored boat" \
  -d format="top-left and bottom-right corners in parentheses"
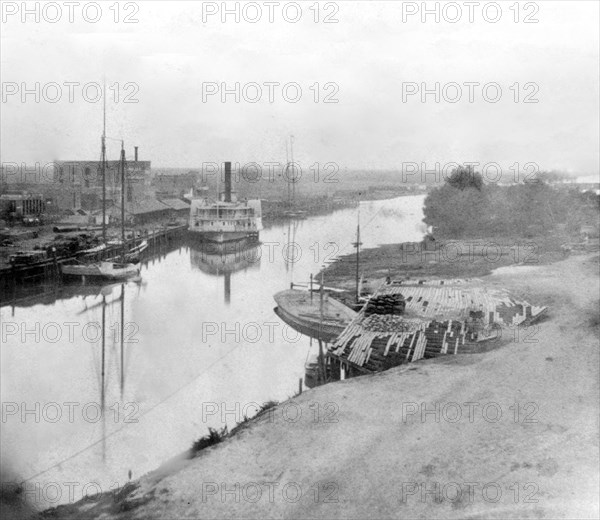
top-left (62, 261), bottom-right (139, 280)
top-left (273, 289), bottom-right (357, 342)
top-left (60, 136), bottom-right (140, 281)
top-left (188, 162), bottom-right (262, 243)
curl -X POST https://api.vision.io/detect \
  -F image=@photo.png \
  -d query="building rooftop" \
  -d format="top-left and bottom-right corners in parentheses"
top-left (160, 198), bottom-right (191, 211)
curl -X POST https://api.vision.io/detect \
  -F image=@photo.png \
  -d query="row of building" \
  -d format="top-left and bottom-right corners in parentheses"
top-left (0, 152), bottom-right (200, 225)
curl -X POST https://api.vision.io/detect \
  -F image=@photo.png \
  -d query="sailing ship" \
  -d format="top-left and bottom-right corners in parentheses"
top-left (188, 161), bottom-right (262, 243)
top-left (62, 140), bottom-right (140, 280)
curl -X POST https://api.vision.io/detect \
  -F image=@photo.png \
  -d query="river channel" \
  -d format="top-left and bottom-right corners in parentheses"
top-left (1, 195), bottom-right (426, 509)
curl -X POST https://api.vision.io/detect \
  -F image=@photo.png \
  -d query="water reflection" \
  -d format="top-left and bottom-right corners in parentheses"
top-left (1, 195), bottom-right (426, 510)
top-left (189, 240), bottom-right (262, 305)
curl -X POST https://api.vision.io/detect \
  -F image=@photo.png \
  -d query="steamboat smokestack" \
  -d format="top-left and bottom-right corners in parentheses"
top-left (224, 161), bottom-right (232, 202)
top-left (134, 146), bottom-right (138, 162)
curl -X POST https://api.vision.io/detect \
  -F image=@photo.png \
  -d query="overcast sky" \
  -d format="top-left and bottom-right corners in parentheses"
top-left (1, 1), bottom-right (599, 175)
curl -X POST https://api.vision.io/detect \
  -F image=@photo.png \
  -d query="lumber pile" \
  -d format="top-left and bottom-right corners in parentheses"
top-left (361, 314), bottom-right (417, 332)
top-left (364, 294), bottom-right (406, 316)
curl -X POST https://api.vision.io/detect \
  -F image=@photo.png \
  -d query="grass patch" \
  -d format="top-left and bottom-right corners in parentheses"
top-left (257, 400), bottom-right (278, 416)
top-left (189, 426), bottom-right (228, 458)
top-left (189, 400), bottom-right (280, 457)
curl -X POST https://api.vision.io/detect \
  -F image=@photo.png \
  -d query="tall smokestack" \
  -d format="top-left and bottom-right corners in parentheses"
top-left (134, 146), bottom-right (138, 162)
top-left (224, 161), bottom-right (232, 202)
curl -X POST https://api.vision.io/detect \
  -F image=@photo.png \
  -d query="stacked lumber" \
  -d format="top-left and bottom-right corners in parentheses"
top-left (326, 277), bottom-right (548, 375)
top-left (364, 294), bottom-right (406, 316)
top-left (361, 314), bottom-right (418, 332)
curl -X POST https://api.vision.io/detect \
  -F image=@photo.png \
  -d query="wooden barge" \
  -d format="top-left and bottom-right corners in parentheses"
top-left (273, 289), bottom-right (358, 343)
top-left (326, 278), bottom-right (548, 380)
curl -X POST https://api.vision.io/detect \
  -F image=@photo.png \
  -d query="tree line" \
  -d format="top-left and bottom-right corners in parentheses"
top-left (423, 166), bottom-right (599, 238)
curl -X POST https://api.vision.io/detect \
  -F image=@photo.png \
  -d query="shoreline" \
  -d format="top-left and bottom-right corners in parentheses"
top-left (33, 252), bottom-right (599, 519)
top-left (320, 234), bottom-right (585, 294)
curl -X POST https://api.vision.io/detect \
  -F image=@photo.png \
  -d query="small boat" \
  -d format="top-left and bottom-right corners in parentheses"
top-left (97, 261), bottom-right (140, 279)
top-left (274, 289), bottom-right (357, 342)
top-left (62, 261), bottom-right (139, 280)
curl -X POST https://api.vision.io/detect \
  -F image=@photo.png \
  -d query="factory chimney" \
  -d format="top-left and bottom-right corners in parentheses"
top-left (134, 146), bottom-right (139, 162)
top-left (224, 161), bottom-right (232, 202)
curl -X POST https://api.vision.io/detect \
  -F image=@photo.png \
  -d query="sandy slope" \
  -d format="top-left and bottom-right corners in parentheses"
top-left (40, 253), bottom-right (599, 519)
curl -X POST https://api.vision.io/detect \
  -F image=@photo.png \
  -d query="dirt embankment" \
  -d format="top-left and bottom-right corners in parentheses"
top-left (322, 235), bottom-right (575, 290)
top-left (25, 253), bottom-right (600, 519)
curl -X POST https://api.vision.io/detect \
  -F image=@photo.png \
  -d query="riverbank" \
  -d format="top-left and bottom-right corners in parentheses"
top-left (29, 251), bottom-right (599, 519)
top-left (321, 234), bottom-right (592, 295)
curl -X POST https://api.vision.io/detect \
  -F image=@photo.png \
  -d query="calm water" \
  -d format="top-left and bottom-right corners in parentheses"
top-left (0, 195), bottom-right (425, 509)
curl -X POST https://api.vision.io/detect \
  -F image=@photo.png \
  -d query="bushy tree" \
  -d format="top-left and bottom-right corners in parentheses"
top-left (446, 165), bottom-right (483, 191)
top-left (422, 164), bottom-right (598, 239)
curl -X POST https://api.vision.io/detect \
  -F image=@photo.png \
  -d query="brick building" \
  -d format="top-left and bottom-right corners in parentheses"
top-left (54, 149), bottom-right (151, 212)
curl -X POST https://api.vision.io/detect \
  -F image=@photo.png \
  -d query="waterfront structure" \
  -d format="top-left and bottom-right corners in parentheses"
top-left (0, 191), bottom-right (45, 219)
top-left (54, 147), bottom-right (151, 212)
top-left (188, 162), bottom-right (262, 243)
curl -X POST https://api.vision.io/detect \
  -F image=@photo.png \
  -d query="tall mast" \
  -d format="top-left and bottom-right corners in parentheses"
top-left (285, 138), bottom-right (290, 206)
top-left (120, 283), bottom-right (125, 398)
top-left (101, 79), bottom-right (107, 244)
top-left (289, 135), bottom-right (295, 206)
top-left (101, 293), bottom-right (106, 462)
top-left (318, 271), bottom-right (326, 384)
top-left (101, 294), bottom-right (106, 411)
top-left (120, 141), bottom-right (126, 262)
top-left (354, 204), bottom-right (362, 303)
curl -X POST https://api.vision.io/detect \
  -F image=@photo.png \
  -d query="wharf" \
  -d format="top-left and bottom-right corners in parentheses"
top-left (0, 225), bottom-right (187, 291)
